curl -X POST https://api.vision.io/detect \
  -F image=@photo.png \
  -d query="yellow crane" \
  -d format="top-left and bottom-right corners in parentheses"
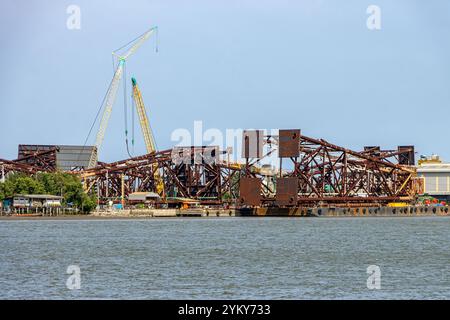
top-left (131, 77), bottom-right (165, 196)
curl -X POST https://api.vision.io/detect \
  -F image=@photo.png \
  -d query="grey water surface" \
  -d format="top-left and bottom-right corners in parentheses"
top-left (0, 216), bottom-right (449, 299)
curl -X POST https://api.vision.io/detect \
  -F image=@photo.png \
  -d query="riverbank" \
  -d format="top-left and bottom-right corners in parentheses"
top-left (0, 215), bottom-right (146, 220)
top-left (0, 208), bottom-right (237, 220)
top-left (1, 205), bottom-right (449, 220)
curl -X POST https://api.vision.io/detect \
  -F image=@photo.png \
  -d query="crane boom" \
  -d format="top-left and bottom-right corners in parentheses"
top-left (88, 27), bottom-right (158, 168)
top-left (89, 60), bottom-right (124, 168)
top-left (121, 28), bottom-right (156, 60)
top-left (131, 77), bottom-right (164, 195)
top-left (131, 77), bottom-right (156, 153)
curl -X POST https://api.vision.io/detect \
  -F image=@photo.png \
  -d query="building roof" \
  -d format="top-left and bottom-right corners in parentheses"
top-left (13, 194), bottom-right (63, 200)
top-left (417, 163), bottom-right (450, 173)
top-left (128, 192), bottom-right (160, 201)
top-left (18, 144), bottom-right (97, 171)
top-left (166, 197), bottom-right (201, 204)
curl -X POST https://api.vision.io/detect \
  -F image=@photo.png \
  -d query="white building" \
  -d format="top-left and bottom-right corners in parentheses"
top-left (416, 155), bottom-right (450, 201)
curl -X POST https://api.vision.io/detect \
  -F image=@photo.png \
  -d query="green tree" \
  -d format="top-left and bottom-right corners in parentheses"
top-left (0, 172), bottom-right (97, 214)
top-left (36, 172), bottom-right (97, 213)
top-left (80, 193), bottom-right (97, 213)
top-left (0, 173), bottom-right (45, 198)
top-left (36, 172), bottom-right (80, 196)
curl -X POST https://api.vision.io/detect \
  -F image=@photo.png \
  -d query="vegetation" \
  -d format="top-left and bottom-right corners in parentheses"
top-left (222, 172), bottom-right (241, 202)
top-left (0, 172), bottom-right (97, 213)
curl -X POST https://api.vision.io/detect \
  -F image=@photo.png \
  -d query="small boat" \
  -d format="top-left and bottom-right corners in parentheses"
top-left (11, 213), bottom-right (43, 217)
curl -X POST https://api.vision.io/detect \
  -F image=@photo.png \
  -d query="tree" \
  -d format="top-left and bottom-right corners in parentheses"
top-left (80, 193), bottom-right (97, 213)
top-left (0, 173), bottom-right (45, 198)
top-left (36, 172), bottom-right (97, 213)
top-left (36, 172), bottom-right (79, 196)
top-left (0, 172), bottom-right (97, 214)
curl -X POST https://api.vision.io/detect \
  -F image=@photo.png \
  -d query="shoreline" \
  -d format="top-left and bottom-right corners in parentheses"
top-left (0, 213), bottom-right (449, 221)
top-left (0, 214), bottom-right (154, 220)
top-left (1, 205), bottom-right (449, 220)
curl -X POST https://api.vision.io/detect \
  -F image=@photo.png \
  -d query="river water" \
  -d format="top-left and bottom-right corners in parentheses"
top-left (0, 216), bottom-right (449, 299)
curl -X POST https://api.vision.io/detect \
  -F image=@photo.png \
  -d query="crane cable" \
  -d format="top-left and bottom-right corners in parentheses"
top-left (131, 87), bottom-right (135, 154)
top-left (77, 74), bottom-right (116, 163)
top-left (123, 61), bottom-right (133, 158)
top-left (118, 27), bottom-right (158, 159)
top-left (80, 27), bottom-right (159, 163)
top-left (113, 26), bottom-right (158, 56)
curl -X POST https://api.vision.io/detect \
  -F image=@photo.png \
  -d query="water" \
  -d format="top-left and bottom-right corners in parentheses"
top-left (0, 216), bottom-right (449, 299)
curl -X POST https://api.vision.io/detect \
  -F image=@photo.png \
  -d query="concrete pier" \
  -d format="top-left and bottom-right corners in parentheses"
top-left (236, 206), bottom-right (450, 217)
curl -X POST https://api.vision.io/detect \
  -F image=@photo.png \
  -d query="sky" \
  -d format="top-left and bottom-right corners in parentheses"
top-left (0, 0), bottom-right (449, 163)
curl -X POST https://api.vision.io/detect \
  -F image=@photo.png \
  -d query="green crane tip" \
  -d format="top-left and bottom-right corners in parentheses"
top-left (131, 77), bottom-right (137, 85)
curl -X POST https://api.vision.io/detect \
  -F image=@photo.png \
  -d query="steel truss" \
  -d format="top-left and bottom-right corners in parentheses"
top-left (0, 148), bottom-right (58, 179)
top-left (240, 132), bottom-right (420, 207)
top-left (1, 131), bottom-right (420, 207)
top-left (78, 147), bottom-right (240, 204)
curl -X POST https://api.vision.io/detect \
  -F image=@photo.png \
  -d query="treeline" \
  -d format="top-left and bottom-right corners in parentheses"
top-left (0, 172), bottom-right (97, 213)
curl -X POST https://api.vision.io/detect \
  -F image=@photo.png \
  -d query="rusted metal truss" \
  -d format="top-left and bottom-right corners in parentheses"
top-left (1, 130), bottom-right (420, 208)
top-left (78, 149), bottom-right (171, 202)
top-left (0, 158), bottom-right (40, 177)
top-left (240, 131), bottom-right (420, 207)
top-left (15, 147), bottom-right (58, 172)
top-left (77, 146), bottom-right (240, 204)
top-left (0, 148), bottom-right (58, 179)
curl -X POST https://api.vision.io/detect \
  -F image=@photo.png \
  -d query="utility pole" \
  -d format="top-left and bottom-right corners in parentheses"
top-left (121, 173), bottom-right (125, 209)
top-left (227, 147), bottom-right (232, 202)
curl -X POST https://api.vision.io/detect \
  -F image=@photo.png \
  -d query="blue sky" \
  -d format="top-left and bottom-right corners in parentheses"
top-left (1, 0), bottom-right (449, 163)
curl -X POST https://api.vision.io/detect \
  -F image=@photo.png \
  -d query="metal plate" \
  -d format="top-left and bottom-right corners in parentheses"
top-left (18, 144), bottom-right (96, 170)
top-left (239, 177), bottom-right (261, 206)
top-left (195, 146), bottom-right (219, 165)
top-left (171, 146), bottom-right (219, 165)
top-left (398, 145), bottom-right (415, 165)
top-left (278, 129), bottom-right (300, 158)
top-left (241, 130), bottom-right (263, 159)
top-left (364, 146), bottom-right (381, 158)
top-left (276, 177), bottom-right (298, 206)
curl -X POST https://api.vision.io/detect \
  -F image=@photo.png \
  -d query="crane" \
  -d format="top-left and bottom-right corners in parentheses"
top-left (131, 77), bottom-right (165, 196)
top-left (131, 77), bottom-right (157, 154)
top-left (88, 26), bottom-right (158, 168)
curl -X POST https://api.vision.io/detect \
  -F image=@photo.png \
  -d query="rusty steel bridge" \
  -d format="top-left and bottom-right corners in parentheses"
top-left (0, 129), bottom-right (422, 207)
